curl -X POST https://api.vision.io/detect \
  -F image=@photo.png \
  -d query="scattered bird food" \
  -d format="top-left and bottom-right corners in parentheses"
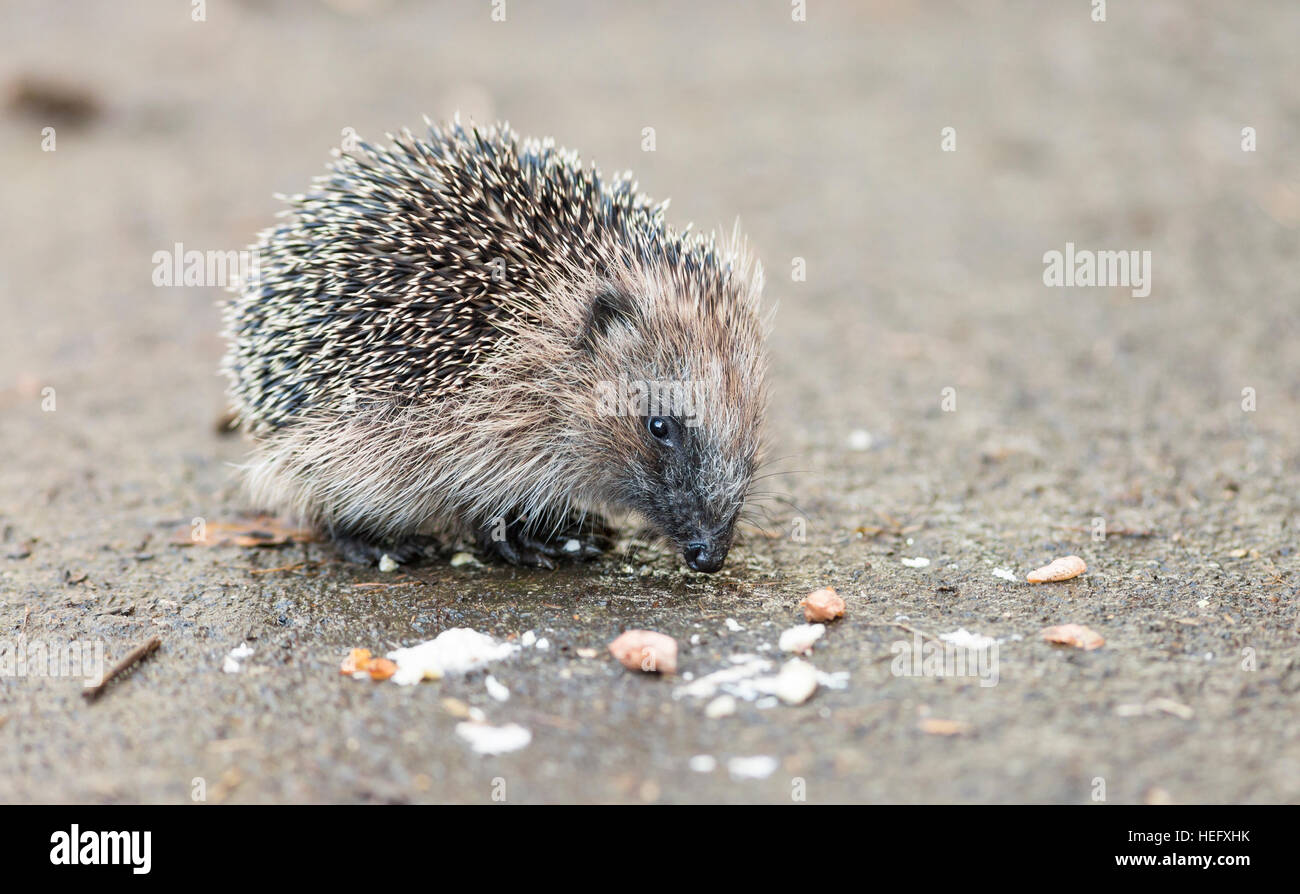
top-left (345, 628), bottom-right (517, 686)
top-left (338, 648), bottom-right (396, 680)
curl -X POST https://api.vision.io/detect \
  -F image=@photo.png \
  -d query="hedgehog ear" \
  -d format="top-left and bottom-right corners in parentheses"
top-left (580, 284), bottom-right (636, 351)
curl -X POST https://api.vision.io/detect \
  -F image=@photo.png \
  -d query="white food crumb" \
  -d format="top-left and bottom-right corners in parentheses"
top-left (222, 642), bottom-right (253, 673)
top-left (728, 755), bottom-right (779, 779)
top-left (455, 722), bottom-right (532, 755)
top-left (386, 628), bottom-right (518, 685)
top-left (901, 556), bottom-right (931, 568)
top-left (673, 657), bottom-right (772, 701)
top-left (768, 658), bottom-right (818, 705)
top-left (674, 650), bottom-right (845, 710)
top-left (704, 695), bottom-right (737, 718)
top-left (817, 670), bottom-right (851, 690)
top-left (778, 623), bottom-right (825, 654)
top-left (689, 755), bottom-right (717, 773)
top-left (939, 628), bottom-right (997, 650)
top-left (992, 567), bottom-right (1018, 582)
top-left (724, 618), bottom-right (744, 632)
top-left (848, 429), bottom-right (873, 451)
top-left (449, 552), bottom-right (481, 567)
top-left (520, 630), bottom-right (537, 647)
top-left (377, 554), bottom-right (399, 573)
top-left (485, 675), bottom-right (510, 702)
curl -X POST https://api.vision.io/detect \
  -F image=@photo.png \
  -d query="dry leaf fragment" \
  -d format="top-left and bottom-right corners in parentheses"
top-left (174, 514), bottom-right (316, 548)
top-left (1027, 555), bottom-right (1086, 583)
top-left (1040, 624), bottom-right (1105, 650)
top-left (608, 630), bottom-right (678, 674)
top-left (800, 587), bottom-right (846, 622)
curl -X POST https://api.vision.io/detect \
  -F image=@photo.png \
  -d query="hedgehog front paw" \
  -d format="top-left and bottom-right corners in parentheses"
top-left (475, 513), bottom-right (613, 569)
top-left (330, 530), bottom-right (436, 566)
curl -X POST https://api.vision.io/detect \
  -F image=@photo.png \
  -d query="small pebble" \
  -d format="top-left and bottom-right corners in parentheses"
top-left (800, 587), bottom-right (845, 622)
top-left (1027, 555), bottom-right (1086, 583)
top-left (1040, 623), bottom-right (1104, 650)
top-left (608, 630), bottom-right (678, 674)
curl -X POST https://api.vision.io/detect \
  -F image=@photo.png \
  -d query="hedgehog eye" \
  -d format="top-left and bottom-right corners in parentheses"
top-left (647, 416), bottom-right (673, 444)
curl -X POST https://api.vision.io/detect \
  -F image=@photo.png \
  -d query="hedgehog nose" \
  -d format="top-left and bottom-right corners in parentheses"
top-left (684, 541), bottom-right (726, 573)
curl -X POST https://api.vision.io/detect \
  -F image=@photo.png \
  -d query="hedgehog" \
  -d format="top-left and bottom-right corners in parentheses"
top-left (221, 117), bottom-right (768, 573)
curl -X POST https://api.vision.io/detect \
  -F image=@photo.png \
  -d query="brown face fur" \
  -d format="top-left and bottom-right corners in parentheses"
top-left (550, 261), bottom-right (768, 571)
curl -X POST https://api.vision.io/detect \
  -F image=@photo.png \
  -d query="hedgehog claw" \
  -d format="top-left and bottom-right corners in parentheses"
top-left (330, 531), bottom-right (435, 566)
top-left (478, 528), bottom-right (555, 569)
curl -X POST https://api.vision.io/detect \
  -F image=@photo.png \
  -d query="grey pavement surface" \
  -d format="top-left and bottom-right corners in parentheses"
top-left (1, 1), bottom-right (1298, 803)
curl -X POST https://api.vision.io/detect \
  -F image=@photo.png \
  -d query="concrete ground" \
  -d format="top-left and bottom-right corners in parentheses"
top-left (1, 1), bottom-right (1297, 803)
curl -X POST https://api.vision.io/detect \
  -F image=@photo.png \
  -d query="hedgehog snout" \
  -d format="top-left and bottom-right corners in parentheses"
top-left (679, 516), bottom-right (736, 574)
top-left (683, 539), bottom-right (728, 574)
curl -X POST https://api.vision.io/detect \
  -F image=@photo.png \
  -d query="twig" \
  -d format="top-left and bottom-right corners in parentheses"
top-left (248, 561), bottom-right (316, 575)
top-left (865, 620), bottom-right (942, 643)
top-left (83, 636), bottom-right (161, 700)
top-left (1052, 524), bottom-right (1154, 538)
